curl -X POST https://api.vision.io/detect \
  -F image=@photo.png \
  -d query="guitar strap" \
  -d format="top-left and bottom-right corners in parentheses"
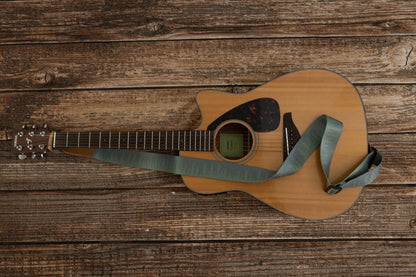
top-left (93, 115), bottom-right (382, 195)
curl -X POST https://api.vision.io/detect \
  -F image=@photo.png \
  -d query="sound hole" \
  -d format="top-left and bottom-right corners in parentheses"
top-left (215, 122), bottom-right (253, 160)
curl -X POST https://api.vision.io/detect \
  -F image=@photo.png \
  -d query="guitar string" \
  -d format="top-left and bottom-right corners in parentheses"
top-left (53, 131), bottom-right (287, 152)
top-left (50, 133), bottom-right (283, 151)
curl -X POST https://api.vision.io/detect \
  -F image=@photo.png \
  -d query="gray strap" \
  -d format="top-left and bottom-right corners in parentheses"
top-left (93, 115), bottom-right (382, 194)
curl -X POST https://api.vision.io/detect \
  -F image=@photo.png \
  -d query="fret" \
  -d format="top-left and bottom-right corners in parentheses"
top-left (165, 131), bottom-right (168, 150)
top-left (208, 130), bottom-right (211, 151)
top-left (109, 132), bottom-right (111, 148)
top-left (189, 131), bottom-right (192, 151)
top-left (127, 131), bottom-right (129, 149)
top-left (135, 131), bottom-right (138, 149)
top-left (172, 131), bottom-right (174, 151)
top-left (204, 130), bottom-right (206, 152)
top-left (184, 130), bottom-right (187, 151)
top-left (178, 131), bottom-right (180, 151)
top-left (158, 131), bottom-right (161, 150)
top-left (66, 132), bottom-right (69, 147)
top-left (99, 132), bottom-right (102, 149)
top-left (144, 131), bottom-right (146, 150)
top-left (88, 132), bottom-right (91, 148)
top-left (77, 132), bottom-right (80, 148)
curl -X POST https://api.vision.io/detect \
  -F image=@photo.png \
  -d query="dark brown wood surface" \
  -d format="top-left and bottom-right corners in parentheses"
top-left (1, 0), bottom-right (415, 276)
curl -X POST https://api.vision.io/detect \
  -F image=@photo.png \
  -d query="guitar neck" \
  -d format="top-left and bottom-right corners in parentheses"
top-left (53, 130), bottom-right (214, 152)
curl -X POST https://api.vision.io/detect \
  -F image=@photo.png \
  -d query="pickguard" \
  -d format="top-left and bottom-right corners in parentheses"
top-left (207, 98), bottom-right (280, 132)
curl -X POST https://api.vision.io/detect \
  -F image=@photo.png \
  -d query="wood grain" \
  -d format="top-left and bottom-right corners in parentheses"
top-left (0, 85), bottom-right (414, 133)
top-left (0, 37), bottom-right (415, 91)
top-left (1, 241), bottom-right (415, 276)
top-left (0, 0), bottom-right (415, 44)
top-left (0, 185), bottom-right (415, 243)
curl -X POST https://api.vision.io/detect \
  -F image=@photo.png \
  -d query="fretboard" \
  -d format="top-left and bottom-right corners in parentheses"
top-left (53, 130), bottom-right (214, 152)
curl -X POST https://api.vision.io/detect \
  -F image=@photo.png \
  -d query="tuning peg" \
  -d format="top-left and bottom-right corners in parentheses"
top-left (17, 131), bottom-right (24, 137)
top-left (18, 153), bottom-right (27, 160)
top-left (43, 123), bottom-right (48, 129)
top-left (31, 153), bottom-right (36, 159)
top-left (16, 145), bottom-right (23, 151)
top-left (39, 131), bottom-right (46, 136)
top-left (32, 124), bottom-right (37, 129)
top-left (22, 124), bottom-right (27, 129)
top-left (27, 144), bottom-right (33, 150)
top-left (41, 152), bottom-right (48, 159)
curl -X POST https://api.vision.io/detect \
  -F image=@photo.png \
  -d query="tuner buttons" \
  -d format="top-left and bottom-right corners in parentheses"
top-left (18, 153), bottom-right (27, 160)
top-left (17, 131), bottom-right (24, 137)
top-left (40, 131), bottom-right (46, 136)
top-left (41, 152), bottom-right (48, 159)
top-left (22, 124), bottom-right (27, 129)
top-left (43, 124), bottom-right (48, 129)
top-left (16, 145), bottom-right (23, 151)
top-left (38, 144), bottom-right (45, 150)
top-left (31, 153), bottom-right (36, 159)
top-left (27, 144), bottom-right (34, 150)
top-left (28, 131), bottom-right (35, 137)
top-left (32, 124), bottom-right (37, 129)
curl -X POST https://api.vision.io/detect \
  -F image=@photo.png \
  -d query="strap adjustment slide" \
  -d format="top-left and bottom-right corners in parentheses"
top-left (326, 182), bottom-right (344, 195)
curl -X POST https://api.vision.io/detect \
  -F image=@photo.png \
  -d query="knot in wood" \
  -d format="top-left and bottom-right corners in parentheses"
top-left (148, 22), bottom-right (163, 33)
top-left (142, 20), bottom-right (168, 37)
top-left (376, 20), bottom-right (398, 30)
top-left (33, 69), bottom-right (55, 86)
top-left (409, 217), bottom-right (416, 231)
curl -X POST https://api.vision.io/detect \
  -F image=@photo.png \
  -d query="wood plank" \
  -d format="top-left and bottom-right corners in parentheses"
top-left (0, 84), bottom-right (414, 134)
top-left (0, 37), bottom-right (415, 91)
top-left (0, 0), bottom-right (415, 44)
top-left (1, 132), bottom-right (415, 190)
top-left (359, 84), bottom-right (416, 133)
top-left (0, 241), bottom-right (415, 276)
top-left (0, 185), bottom-right (415, 243)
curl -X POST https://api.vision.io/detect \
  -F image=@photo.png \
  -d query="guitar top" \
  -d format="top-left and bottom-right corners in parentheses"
top-left (12, 69), bottom-right (368, 219)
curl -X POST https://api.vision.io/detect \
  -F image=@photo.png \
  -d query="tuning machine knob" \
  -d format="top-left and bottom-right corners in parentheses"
top-left (18, 153), bottom-right (27, 160)
top-left (41, 152), bottom-right (48, 159)
top-left (31, 153), bottom-right (37, 159)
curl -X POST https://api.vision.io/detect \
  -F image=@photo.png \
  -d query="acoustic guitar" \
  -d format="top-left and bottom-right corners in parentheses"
top-left (11, 69), bottom-right (369, 219)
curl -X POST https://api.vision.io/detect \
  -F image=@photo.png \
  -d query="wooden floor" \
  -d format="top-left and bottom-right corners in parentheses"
top-left (0, 0), bottom-right (415, 276)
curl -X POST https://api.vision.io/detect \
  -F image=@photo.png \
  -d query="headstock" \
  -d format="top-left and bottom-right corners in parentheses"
top-left (12, 124), bottom-right (52, 160)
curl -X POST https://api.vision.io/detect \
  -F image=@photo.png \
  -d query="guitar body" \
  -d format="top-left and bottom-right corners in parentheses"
top-left (181, 69), bottom-right (367, 219)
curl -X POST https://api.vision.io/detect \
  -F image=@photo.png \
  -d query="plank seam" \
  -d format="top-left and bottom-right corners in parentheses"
top-left (1, 33), bottom-right (416, 46)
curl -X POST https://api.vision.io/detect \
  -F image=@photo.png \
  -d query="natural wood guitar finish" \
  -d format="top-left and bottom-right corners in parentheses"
top-left (180, 69), bottom-right (367, 219)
